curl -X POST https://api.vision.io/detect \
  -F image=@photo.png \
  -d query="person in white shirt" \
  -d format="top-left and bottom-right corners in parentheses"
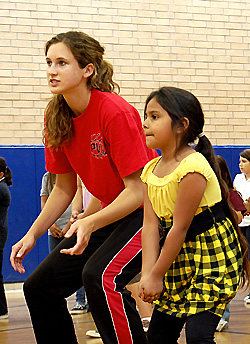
top-left (233, 149), bottom-right (250, 305)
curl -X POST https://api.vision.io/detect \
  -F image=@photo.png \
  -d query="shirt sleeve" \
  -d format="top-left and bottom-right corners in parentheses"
top-left (140, 157), bottom-right (159, 184)
top-left (40, 172), bottom-right (49, 196)
top-left (45, 145), bottom-right (74, 174)
top-left (177, 153), bottom-right (212, 183)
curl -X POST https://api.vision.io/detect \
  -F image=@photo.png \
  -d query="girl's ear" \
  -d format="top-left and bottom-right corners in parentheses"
top-left (83, 63), bottom-right (94, 78)
top-left (176, 117), bottom-right (189, 134)
top-left (0, 171), bottom-right (4, 179)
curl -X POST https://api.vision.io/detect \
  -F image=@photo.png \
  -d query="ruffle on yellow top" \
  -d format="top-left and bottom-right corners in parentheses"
top-left (141, 152), bottom-right (222, 219)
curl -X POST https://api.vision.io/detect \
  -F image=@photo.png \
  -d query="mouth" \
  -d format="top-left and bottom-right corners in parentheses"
top-left (49, 79), bottom-right (60, 85)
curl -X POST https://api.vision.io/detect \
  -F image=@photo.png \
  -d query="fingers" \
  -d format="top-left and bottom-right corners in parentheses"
top-left (61, 223), bottom-right (90, 255)
top-left (70, 215), bottom-right (77, 224)
top-left (61, 227), bottom-right (69, 237)
top-left (70, 211), bottom-right (79, 224)
top-left (138, 284), bottom-right (161, 303)
top-left (60, 242), bottom-right (86, 255)
top-left (140, 293), bottom-right (159, 303)
top-left (14, 258), bottom-right (26, 273)
top-left (64, 224), bottom-right (76, 239)
top-left (50, 224), bottom-right (62, 237)
top-left (10, 246), bottom-right (26, 273)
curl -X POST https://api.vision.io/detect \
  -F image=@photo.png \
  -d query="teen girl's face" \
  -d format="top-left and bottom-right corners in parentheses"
top-left (239, 156), bottom-right (250, 177)
top-left (46, 42), bottom-right (86, 96)
top-left (143, 97), bottom-right (175, 151)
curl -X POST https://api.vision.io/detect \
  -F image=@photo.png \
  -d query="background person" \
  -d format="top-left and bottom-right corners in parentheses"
top-left (233, 149), bottom-right (250, 305)
top-left (216, 155), bottom-right (247, 331)
top-left (0, 158), bottom-right (12, 320)
top-left (40, 172), bottom-right (72, 251)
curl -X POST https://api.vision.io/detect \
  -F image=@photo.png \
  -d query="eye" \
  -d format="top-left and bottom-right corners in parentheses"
top-left (46, 60), bottom-right (52, 66)
top-left (152, 114), bottom-right (158, 120)
top-left (59, 60), bottom-right (66, 66)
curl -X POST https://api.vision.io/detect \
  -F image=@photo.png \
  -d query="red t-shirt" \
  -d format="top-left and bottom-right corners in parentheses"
top-left (45, 89), bottom-right (158, 207)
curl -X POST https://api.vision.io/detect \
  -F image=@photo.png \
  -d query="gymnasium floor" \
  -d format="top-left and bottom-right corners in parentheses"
top-left (0, 283), bottom-right (250, 343)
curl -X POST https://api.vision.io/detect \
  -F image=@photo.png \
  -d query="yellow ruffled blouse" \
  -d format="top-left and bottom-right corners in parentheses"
top-left (141, 152), bottom-right (222, 219)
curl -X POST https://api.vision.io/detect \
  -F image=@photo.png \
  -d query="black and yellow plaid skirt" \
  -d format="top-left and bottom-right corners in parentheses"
top-left (154, 202), bottom-right (243, 318)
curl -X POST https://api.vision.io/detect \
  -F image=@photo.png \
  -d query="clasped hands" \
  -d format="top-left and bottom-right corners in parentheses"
top-left (138, 272), bottom-right (163, 304)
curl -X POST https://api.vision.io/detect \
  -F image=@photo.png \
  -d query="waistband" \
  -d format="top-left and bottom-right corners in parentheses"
top-left (159, 201), bottom-right (227, 246)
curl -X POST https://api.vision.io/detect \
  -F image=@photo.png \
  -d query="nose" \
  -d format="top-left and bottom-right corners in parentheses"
top-left (47, 63), bottom-right (57, 76)
top-left (143, 118), bottom-right (149, 129)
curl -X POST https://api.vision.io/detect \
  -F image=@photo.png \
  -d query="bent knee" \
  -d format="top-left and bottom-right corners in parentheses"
top-left (82, 260), bottom-right (102, 287)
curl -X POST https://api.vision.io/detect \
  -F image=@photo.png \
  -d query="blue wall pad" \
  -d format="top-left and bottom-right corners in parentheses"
top-left (0, 146), bottom-right (47, 282)
top-left (1, 145), bottom-right (250, 283)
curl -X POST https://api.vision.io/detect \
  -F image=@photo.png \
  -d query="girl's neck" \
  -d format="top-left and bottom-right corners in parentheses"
top-left (63, 86), bottom-right (92, 117)
top-left (161, 145), bottom-right (195, 162)
top-left (155, 146), bottom-right (195, 178)
top-left (245, 173), bottom-right (250, 181)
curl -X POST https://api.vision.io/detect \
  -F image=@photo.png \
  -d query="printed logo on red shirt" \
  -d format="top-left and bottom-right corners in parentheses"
top-left (90, 133), bottom-right (107, 159)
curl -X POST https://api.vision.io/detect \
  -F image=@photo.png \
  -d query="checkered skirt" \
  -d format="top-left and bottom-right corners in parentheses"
top-left (154, 213), bottom-right (243, 318)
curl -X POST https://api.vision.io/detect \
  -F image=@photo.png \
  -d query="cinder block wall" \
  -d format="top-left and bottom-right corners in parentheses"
top-left (0, 0), bottom-right (250, 145)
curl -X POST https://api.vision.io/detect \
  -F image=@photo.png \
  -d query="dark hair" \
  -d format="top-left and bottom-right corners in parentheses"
top-left (216, 155), bottom-right (234, 190)
top-left (216, 154), bottom-right (250, 287)
top-left (144, 87), bottom-right (218, 175)
top-left (43, 31), bottom-right (120, 149)
top-left (0, 157), bottom-right (12, 186)
top-left (240, 149), bottom-right (250, 162)
top-left (144, 86), bottom-right (250, 287)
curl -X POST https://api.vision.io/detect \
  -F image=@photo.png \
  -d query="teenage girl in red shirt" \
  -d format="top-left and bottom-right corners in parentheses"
top-left (10, 31), bottom-right (157, 344)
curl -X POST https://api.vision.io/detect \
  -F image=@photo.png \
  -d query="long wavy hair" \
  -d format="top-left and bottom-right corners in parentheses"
top-left (43, 31), bottom-right (120, 149)
top-left (144, 86), bottom-right (250, 288)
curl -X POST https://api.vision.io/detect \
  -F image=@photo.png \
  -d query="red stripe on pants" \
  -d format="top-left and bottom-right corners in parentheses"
top-left (102, 228), bottom-right (142, 344)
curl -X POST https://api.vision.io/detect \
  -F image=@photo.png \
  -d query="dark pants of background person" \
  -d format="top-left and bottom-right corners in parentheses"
top-left (0, 224), bottom-right (8, 316)
top-left (23, 209), bottom-right (147, 344)
top-left (240, 225), bottom-right (250, 260)
top-left (0, 249), bottom-right (7, 316)
top-left (148, 308), bottom-right (220, 344)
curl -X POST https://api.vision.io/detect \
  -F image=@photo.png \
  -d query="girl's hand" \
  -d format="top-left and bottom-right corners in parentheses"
top-left (244, 198), bottom-right (250, 214)
top-left (61, 220), bottom-right (72, 237)
top-left (138, 273), bottom-right (163, 303)
top-left (70, 210), bottom-right (80, 224)
top-left (76, 212), bottom-right (85, 220)
top-left (50, 223), bottom-right (62, 238)
top-left (60, 217), bottom-right (93, 255)
top-left (10, 234), bottom-right (37, 273)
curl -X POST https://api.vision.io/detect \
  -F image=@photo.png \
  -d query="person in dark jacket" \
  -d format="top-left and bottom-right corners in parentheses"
top-left (0, 157), bottom-right (12, 319)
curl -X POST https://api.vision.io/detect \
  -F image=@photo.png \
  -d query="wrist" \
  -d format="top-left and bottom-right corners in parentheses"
top-left (78, 216), bottom-right (96, 234)
top-left (150, 267), bottom-right (165, 280)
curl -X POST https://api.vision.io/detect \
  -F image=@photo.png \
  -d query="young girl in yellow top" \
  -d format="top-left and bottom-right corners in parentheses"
top-left (139, 86), bottom-right (250, 344)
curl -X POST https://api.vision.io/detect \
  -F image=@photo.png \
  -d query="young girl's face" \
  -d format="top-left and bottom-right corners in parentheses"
top-left (143, 97), bottom-right (175, 151)
top-left (239, 156), bottom-right (250, 176)
top-left (46, 42), bottom-right (85, 96)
